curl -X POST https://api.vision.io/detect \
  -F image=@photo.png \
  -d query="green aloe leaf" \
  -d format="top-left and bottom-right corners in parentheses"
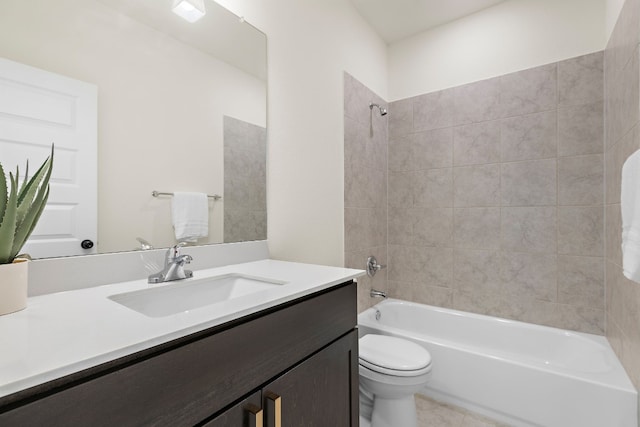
top-left (0, 163), bottom-right (7, 227)
top-left (0, 173), bottom-right (17, 264)
top-left (17, 149), bottom-right (50, 204)
top-left (16, 161), bottom-right (29, 197)
top-left (11, 185), bottom-right (49, 261)
top-left (22, 185), bottom-right (49, 242)
top-left (16, 153), bottom-right (52, 227)
top-left (1, 144), bottom-right (54, 263)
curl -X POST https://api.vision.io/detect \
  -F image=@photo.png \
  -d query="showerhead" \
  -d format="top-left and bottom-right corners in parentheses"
top-left (369, 102), bottom-right (387, 116)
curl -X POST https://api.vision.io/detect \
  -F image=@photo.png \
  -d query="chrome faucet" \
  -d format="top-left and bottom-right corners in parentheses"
top-left (370, 289), bottom-right (387, 299)
top-left (366, 256), bottom-right (387, 278)
top-left (148, 243), bottom-right (194, 284)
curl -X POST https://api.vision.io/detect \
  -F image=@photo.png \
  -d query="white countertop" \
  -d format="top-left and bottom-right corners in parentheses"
top-left (0, 259), bottom-right (364, 399)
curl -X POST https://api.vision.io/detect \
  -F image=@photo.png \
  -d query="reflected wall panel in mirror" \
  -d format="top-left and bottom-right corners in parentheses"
top-left (0, 0), bottom-right (267, 257)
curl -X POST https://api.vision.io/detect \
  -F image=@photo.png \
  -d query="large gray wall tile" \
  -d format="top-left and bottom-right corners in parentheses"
top-left (345, 207), bottom-right (387, 252)
top-left (608, 48), bottom-right (639, 145)
top-left (501, 110), bottom-right (557, 161)
top-left (558, 51), bottom-right (604, 106)
top-left (224, 116), bottom-right (267, 243)
top-left (453, 77), bottom-right (501, 125)
top-left (558, 206), bottom-right (604, 256)
top-left (345, 164), bottom-right (387, 208)
top-left (389, 135), bottom-right (414, 172)
top-left (605, 140), bottom-right (623, 205)
top-left (500, 63), bottom-right (557, 117)
top-left (501, 207), bottom-right (557, 253)
top-left (558, 255), bottom-right (604, 310)
top-left (501, 159), bottom-right (557, 206)
top-left (388, 171), bottom-right (413, 207)
top-left (454, 248), bottom-right (501, 294)
top-left (224, 209), bottom-right (267, 243)
top-left (414, 89), bottom-right (455, 131)
top-left (501, 251), bottom-right (557, 301)
top-left (606, 203), bottom-right (622, 265)
top-left (556, 305), bottom-right (604, 335)
top-left (558, 102), bottom-right (604, 156)
top-left (414, 168), bottom-right (453, 207)
top-left (414, 208), bottom-right (453, 247)
top-left (389, 98), bottom-right (413, 139)
top-left (344, 116), bottom-right (366, 171)
top-left (453, 121), bottom-right (500, 166)
top-left (558, 154), bottom-right (604, 206)
top-left (453, 164), bottom-right (501, 207)
top-left (413, 128), bottom-right (453, 169)
top-left (388, 245), bottom-right (453, 287)
top-left (453, 207), bottom-right (500, 249)
top-left (389, 280), bottom-right (453, 308)
top-left (388, 207), bottom-right (414, 245)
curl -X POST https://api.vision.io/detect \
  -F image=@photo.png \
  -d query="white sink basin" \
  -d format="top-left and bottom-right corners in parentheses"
top-left (108, 274), bottom-right (287, 318)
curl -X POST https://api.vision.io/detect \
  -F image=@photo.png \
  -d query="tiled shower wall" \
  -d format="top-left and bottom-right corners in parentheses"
top-left (387, 53), bottom-right (604, 333)
top-left (344, 73), bottom-right (388, 313)
top-left (223, 116), bottom-right (267, 243)
top-left (605, 0), bottom-right (640, 402)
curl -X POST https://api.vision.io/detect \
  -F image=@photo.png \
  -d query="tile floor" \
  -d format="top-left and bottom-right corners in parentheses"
top-left (416, 394), bottom-right (510, 427)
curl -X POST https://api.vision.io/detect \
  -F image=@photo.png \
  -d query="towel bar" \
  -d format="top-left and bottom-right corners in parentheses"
top-left (152, 190), bottom-right (222, 201)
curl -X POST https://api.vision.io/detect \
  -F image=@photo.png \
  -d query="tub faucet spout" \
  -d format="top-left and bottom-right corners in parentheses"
top-left (370, 289), bottom-right (387, 299)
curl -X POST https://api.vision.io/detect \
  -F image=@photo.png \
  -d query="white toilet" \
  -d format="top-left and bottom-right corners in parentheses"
top-left (359, 334), bottom-right (432, 427)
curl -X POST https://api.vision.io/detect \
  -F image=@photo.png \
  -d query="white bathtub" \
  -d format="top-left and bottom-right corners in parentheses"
top-left (358, 299), bottom-right (637, 427)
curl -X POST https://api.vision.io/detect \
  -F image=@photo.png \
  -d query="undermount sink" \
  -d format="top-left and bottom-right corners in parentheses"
top-left (108, 274), bottom-right (287, 318)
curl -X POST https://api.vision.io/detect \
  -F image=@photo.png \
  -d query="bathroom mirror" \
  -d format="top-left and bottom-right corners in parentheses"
top-left (0, 0), bottom-right (267, 257)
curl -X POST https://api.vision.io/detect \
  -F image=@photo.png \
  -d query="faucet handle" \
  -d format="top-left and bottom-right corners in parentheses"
top-left (366, 256), bottom-right (386, 278)
top-left (166, 242), bottom-right (187, 263)
top-left (136, 237), bottom-right (153, 250)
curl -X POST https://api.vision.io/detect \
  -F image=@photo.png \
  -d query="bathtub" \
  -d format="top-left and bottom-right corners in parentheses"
top-left (358, 299), bottom-right (637, 427)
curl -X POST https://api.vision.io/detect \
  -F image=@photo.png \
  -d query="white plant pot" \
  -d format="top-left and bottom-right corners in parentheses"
top-left (0, 259), bottom-right (28, 315)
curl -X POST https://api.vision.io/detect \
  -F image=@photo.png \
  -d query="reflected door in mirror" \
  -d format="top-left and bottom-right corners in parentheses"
top-left (0, 57), bottom-right (97, 258)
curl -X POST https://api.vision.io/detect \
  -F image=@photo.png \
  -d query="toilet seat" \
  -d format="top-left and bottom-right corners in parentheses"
top-left (359, 334), bottom-right (432, 377)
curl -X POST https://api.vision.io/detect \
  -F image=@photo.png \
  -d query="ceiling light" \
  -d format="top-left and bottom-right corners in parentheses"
top-left (172, 0), bottom-right (206, 23)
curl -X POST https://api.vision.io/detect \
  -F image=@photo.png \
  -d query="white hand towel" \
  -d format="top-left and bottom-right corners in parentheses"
top-left (171, 192), bottom-right (209, 243)
top-left (621, 149), bottom-right (640, 283)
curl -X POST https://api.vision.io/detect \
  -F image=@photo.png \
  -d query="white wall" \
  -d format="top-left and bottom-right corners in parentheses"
top-left (215, 0), bottom-right (388, 266)
top-left (388, 0), bottom-right (606, 101)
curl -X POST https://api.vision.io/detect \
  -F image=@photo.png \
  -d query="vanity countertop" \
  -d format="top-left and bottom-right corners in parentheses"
top-left (0, 259), bottom-right (364, 400)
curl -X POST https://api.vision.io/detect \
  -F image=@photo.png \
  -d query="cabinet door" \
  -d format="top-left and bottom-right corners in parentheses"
top-left (203, 391), bottom-right (262, 427)
top-left (263, 331), bottom-right (358, 427)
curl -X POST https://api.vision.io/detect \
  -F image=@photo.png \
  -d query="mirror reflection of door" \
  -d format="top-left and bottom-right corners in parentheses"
top-left (0, 57), bottom-right (98, 258)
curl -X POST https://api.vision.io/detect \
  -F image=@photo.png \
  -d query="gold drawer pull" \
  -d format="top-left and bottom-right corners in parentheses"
top-left (264, 391), bottom-right (282, 427)
top-left (245, 403), bottom-right (263, 427)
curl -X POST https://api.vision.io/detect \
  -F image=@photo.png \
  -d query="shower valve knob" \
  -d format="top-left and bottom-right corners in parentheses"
top-left (366, 255), bottom-right (386, 277)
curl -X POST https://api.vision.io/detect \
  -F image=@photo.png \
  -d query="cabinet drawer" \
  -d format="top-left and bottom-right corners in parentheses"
top-left (0, 282), bottom-right (356, 427)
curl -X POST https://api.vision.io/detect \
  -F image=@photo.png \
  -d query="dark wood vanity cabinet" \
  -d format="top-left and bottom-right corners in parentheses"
top-left (0, 281), bottom-right (359, 427)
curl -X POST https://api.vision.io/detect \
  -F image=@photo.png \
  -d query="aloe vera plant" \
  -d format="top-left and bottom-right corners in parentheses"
top-left (0, 146), bottom-right (54, 265)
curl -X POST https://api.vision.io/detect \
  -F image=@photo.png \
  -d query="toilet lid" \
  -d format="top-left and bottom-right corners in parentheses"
top-left (359, 334), bottom-right (432, 375)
